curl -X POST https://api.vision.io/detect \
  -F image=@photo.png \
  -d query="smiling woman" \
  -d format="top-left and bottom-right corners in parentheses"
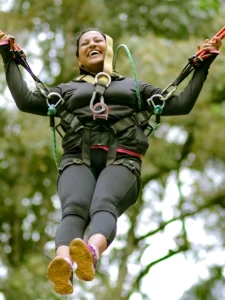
top-left (0, 27), bottom-right (222, 296)
top-left (76, 28), bottom-right (114, 75)
top-left (77, 30), bottom-right (106, 74)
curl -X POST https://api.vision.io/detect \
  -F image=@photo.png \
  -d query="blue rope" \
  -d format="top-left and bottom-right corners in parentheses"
top-left (113, 44), bottom-right (142, 109)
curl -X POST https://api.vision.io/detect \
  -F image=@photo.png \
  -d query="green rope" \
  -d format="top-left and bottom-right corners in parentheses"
top-left (50, 127), bottom-right (59, 170)
top-left (113, 44), bottom-right (142, 109)
top-left (47, 104), bottom-right (59, 170)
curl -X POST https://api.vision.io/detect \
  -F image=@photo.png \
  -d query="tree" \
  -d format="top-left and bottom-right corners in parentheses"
top-left (0, 1), bottom-right (225, 299)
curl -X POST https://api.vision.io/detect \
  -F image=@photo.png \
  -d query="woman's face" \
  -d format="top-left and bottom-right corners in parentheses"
top-left (78, 30), bottom-right (106, 74)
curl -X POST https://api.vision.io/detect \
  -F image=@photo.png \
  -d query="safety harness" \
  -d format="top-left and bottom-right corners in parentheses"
top-left (6, 26), bottom-right (225, 168)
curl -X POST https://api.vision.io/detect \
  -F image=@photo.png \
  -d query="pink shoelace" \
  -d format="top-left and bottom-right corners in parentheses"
top-left (87, 244), bottom-right (98, 269)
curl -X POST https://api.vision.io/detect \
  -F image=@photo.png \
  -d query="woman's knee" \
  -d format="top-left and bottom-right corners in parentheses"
top-left (57, 164), bottom-right (96, 219)
top-left (89, 195), bottom-right (118, 218)
top-left (61, 195), bottom-right (90, 219)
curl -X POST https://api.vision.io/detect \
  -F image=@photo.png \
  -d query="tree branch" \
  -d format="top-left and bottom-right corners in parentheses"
top-left (126, 245), bottom-right (188, 298)
top-left (136, 187), bottom-right (225, 243)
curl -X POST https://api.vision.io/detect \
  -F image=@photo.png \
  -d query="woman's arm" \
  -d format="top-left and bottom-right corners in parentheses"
top-left (0, 45), bottom-right (61, 116)
top-left (141, 55), bottom-right (217, 116)
top-left (162, 56), bottom-right (216, 116)
top-left (141, 37), bottom-right (222, 116)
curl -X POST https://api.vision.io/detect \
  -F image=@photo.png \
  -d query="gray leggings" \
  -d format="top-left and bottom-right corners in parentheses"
top-left (55, 149), bottom-right (140, 248)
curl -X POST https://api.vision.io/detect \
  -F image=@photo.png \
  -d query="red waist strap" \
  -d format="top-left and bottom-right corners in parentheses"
top-left (91, 145), bottom-right (142, 159)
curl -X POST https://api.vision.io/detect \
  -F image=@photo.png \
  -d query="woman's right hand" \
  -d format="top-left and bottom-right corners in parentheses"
top-left (0, 30), bottom-right (11, 46)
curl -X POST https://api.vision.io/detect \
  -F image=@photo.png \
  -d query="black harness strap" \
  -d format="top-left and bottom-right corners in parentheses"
top-left (82, 128), bottom-right (91, 166)
top-left (58, 110), bottom-right (84, 132)
top-left (55, 96), bottom-right (153, 165)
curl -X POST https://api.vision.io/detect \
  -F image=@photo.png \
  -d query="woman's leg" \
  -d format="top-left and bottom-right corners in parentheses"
top-left (48, 163), bottom-right (96, 293)
top-left (88, 163), bottom-right (139, 256)
top-left (56, 163), bottom-right (96, 257)
top-left (68, 163), bottom-right (139, 282)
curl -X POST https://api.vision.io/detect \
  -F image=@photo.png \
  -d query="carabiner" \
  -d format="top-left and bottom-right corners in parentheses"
top-left (90, 92), bottom-right (106, 114)
top-left (35, 81), bottom-right (51, 98)
top-left (161, 83), bottom-right (177, 100)
top-left (147, 94), bottom-right (165, 109)
top-left (46, 92), bottom-right (64, 107)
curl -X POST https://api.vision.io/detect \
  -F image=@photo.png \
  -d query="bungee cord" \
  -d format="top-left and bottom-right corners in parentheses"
top-left (113, 43), bottom-right (142, 109)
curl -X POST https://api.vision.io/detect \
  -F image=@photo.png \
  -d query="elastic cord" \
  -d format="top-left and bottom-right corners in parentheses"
top-left (113, 44), bottom-right (142, 109)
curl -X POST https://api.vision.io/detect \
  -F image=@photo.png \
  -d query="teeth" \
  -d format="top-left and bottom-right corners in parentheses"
top-left (89, 51), bottom-right (100, 56)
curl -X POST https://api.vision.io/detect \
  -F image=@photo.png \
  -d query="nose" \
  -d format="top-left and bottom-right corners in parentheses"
top-left (89, 40), bottom-right (96, 48)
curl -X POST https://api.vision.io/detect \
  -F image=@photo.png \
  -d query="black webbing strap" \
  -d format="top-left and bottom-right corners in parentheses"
top-left (54, 100), bottom-right (152, 166)
top-left (95, 82), bottom-right (107, 96)
top-left (110, 110), bottom-right (151, 135)
top-left (59, 110), bottom-right (84, 132)
top-left (106, 134), bottom-right (118, 166)
top-left (82, 128), bottom-right (91, 166)
top-left (106, 110), bottom-right (151, 165)
top-left (172, 61), bottom-right (195, 87)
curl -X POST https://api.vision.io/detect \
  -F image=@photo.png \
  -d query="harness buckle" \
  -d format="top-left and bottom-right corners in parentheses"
top-left (145, 120), bottom-right (160, 137)
top-left (93, 103), bottom-right (109, 120)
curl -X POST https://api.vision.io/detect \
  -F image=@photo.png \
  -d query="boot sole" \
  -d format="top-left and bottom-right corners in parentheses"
top-left (69, 238), bottom-right (95, 281)
top-left (47, 257), bottom-right (73, 295)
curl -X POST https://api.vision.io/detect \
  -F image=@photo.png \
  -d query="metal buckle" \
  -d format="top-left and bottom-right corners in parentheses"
top-left (93, 103), bottom-right (109, 120)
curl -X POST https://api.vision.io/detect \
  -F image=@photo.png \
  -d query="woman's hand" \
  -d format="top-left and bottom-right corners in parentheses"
top-left (199, 37), bottom-right (222, 53)
top-left (0, 30), bottom-right (12, 46)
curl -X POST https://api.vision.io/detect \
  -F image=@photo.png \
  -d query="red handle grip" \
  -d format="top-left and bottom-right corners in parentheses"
top-left (195, 26), bottom-right (225, 59)
top-left (215, 26), bottom-right (225, 39)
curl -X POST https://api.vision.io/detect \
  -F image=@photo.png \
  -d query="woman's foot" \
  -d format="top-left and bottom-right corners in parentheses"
top-left (47, 256), bottom-right (73, 295)
top-left (69, 238), bottom-right (98, 281)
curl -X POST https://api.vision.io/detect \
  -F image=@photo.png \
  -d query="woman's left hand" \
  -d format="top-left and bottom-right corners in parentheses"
top-left (200, 37), bottom-right (222, 53)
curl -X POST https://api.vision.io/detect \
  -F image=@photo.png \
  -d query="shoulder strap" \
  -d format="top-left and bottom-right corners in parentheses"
top-left (75, 74), bottom-right (95, 84)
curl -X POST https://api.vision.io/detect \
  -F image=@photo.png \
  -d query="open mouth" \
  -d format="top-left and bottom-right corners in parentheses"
top-left (88, 50), bottom-right (100, 57)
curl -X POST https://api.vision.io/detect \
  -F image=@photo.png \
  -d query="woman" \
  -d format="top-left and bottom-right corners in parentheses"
top-left (0, 28), bottom-right (222, 295)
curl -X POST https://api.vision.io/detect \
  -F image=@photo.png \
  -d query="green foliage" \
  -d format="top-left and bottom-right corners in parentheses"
top-left (104, 0), bottom-right (220, 38)
top-left (0, 0), bottom-right (225, 299)
top-left (181, 266), bottom-right (225, 300)
top-left (0, 109), bottom-right (60, 298)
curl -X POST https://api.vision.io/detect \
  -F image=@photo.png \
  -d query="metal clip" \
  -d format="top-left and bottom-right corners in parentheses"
top-left (93, 103), bottom-right (109, 120)
top-left (147, 94), bottom-right (165, 109)
top-left (95, 72), bottom-right (111, 86)
top-left (35, 81), bottom-right (51, 98)
top-left (90, 72), bottom-right (111, 118)
top-left (46, 92), bottom-right (64, 107)
top-left (161, 83), bottom-right (177, 100)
